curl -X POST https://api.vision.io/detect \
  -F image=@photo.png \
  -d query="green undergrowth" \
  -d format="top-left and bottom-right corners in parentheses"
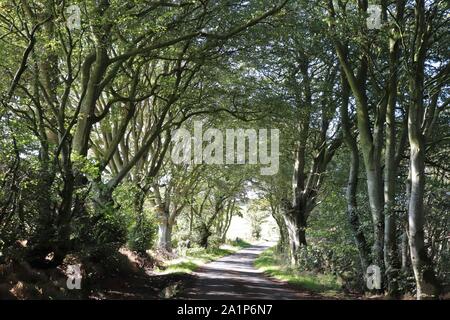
top-left (254, 247), bottom-right (343, 297)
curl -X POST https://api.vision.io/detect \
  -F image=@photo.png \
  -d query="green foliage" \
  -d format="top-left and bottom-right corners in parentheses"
top-left (75, 203), bottom-right (128, 255)
top-left (128, 216), bottom-right (158, 253)
top-left (71, 153), bottom-right (101, 180)
top-left (114, 183), bottom-right (158, 253)
top-left (248, 200), bottom-right (271, 240)
top-left (255, 248), bottom-right (342, 296)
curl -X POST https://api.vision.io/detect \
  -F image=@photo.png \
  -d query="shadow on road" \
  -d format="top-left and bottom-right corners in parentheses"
top-left (178, 244), bottom-right (321, 300)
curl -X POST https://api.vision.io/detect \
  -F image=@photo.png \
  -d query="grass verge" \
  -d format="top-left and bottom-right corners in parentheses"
top-left (155, 239), bottom-right (251, 274)
top-left (254, 247), bottom-right (343, 297)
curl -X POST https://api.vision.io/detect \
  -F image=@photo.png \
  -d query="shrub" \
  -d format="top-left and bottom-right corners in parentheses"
top-left (128, 214), bottom-right (158, 253)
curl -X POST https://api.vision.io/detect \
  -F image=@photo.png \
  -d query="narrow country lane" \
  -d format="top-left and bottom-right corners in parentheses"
top-left (179, 243), bottom-right (322, 300)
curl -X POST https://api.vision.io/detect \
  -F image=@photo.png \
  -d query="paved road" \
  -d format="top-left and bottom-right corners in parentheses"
top-left (180, 243), bottom-right (319, 300)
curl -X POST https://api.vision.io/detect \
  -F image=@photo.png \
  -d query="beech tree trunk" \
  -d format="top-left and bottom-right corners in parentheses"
top-left (407, 85), bottom-right (440, 298)
top-left (340, 71), bottom-right (371, 274)
top-left (333, 34), bottom-right (385, 288)
top-left (405, 0), bottom-right (440, 299)
top-left (407, 136), bottom-right (439, 299)
top-left (156, 202), bottom-right (174, 252)
top-left (282, 202), bottom-right (308, 265)
top-left (270, 205), bottom-right (288, 253)
top-left (383, 0), bottom-right (406, 297)
top-left (157, 218), bottom-right (173, 252)
top-left (199, 223), bottom-right (212, 249)
top-left (401, 227), bottom-right (409, 272)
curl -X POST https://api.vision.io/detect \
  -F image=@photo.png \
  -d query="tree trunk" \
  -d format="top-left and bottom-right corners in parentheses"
top-left (25, 12), bottom-right (60, 268)
top-left (221, 209), bottom-right (233, 243)
top-left (282, 202), bottom-right (307, 265)
top-left (407, 140), bottom-right (439, 299)
top-left (53, 172), bottom-right (75, 265)
top-left (406, 1), bottom-right (440, 298)
top-left (199, 223), bottom-right (212, 249)
top-left (383, 1), bottom-right (405, 296)
top-left (333, 38), bottom-right (386, 287)
top-left (271, 207), bottom-right (288, 253)
top-left (157, 214), bottom-right (173, 252)
top-left (401, 227), bottom-right (409, 272)
top-left (365, 167), bottom-right (385, 274)
top-left (340, 70), bottom-right (371, 274)
top-left (345, 147), bottom-right (371, 273)
top-left (134, 191), bottom-right (146, 229)
top-left (189, 206), bottom-right (194, 239)
top-left (130, 190), bottom-right (150, 253)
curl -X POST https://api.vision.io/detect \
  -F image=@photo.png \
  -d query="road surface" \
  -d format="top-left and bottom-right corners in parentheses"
top-left (179, 243), bottom-right (319, 300)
